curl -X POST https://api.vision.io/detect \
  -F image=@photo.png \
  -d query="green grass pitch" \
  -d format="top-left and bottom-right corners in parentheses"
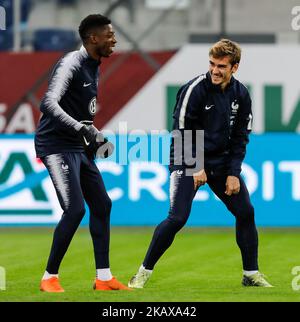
top-left (0, 227), bottom-right (300, 302)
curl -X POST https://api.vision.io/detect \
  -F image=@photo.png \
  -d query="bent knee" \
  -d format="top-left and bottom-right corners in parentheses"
top-left (68, 205), bottom-right (86, 218)
top-left (90, 196), bottom-right (112, 217)
top-left (167, 213), bottom-right (188, 229)
top-left (232, 203), bottom-right (255, 221)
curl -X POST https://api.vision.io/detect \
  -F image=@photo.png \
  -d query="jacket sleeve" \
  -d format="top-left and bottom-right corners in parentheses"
top-left (228, 90), bottom-right (253, 177)
top-left (40, 52), bottom-right (84, 133)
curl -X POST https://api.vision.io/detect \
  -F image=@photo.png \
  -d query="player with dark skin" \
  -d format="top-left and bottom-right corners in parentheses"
top-left (83, 23), bottom-right (117, 60)
top-left (36, 14), bottom-right (130, 292)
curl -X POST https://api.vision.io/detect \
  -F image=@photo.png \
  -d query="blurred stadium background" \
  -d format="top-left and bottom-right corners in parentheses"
top-left (0, 0), bottom-right (300, 301)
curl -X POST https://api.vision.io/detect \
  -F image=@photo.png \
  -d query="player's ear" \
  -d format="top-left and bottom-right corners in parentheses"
top-left (89, 33), bottom-right (98, 44)
top-left (231, 63), bottom-right (239, 73)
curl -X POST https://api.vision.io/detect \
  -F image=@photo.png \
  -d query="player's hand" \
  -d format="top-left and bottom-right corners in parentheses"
top-left (78, 125), bottom-right (98, 158)
top-left (79, 125), bottom-right (114, 159)
top-left (225, 176), bottom-right (240, 196)
top-left (78, 124), bottom-right (98, 145)
top-left (193, 169), bottom-right (207, 190)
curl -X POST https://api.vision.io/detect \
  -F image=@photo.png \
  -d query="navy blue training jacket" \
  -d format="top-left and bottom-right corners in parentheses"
top-left (35, 46), bottom-right (100, 158)
top-left (170, 72), bottom-right (252, 177)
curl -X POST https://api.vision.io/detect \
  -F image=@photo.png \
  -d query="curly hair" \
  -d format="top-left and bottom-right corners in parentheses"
top-left (79, 14), bottom-right (111, 43)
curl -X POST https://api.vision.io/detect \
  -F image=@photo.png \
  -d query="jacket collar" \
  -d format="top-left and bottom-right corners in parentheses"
top-left (80, 45), bottom-right (101, 66)
top-left (205, 71), bottom-right (235, 92)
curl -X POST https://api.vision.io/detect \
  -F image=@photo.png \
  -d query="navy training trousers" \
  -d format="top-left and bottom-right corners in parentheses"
top-left (143, 167), bottom-right (258, 271)
top-left (41, 152), bottom-right (112, 274)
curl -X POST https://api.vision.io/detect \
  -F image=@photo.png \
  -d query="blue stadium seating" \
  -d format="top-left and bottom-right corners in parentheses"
top-left (33, 28), bottom-right (78, 51)
top-left (0, 0), bottom-right (32, 29)
top-left (0, 28), bottom-right (13, 51)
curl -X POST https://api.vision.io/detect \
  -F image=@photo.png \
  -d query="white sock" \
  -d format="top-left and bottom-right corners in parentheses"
top-left (42, 271), bottom-right (58, 280)
top-left (243, 270), bottom-right (258, 277)
top-left (96, 268), bottom-right (113, 281)
top-left (139, 265), bottom-right (153, 274)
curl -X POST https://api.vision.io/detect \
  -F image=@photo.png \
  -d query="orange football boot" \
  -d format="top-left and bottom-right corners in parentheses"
top-left (93, 277), bottom-right (132, 291)
top-left (40, 277), bottom-right (65, 293)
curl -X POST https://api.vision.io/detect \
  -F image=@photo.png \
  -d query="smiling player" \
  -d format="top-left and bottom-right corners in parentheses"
top-left (129, 39), bottom-right (273, 289)
top-left (35, 14), bottom-right (130, 292)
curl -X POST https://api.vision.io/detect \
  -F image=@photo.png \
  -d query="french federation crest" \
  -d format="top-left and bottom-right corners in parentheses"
top-left (231, 100), bottom-right (239, 113)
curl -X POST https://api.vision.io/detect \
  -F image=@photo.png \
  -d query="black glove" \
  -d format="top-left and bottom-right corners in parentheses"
top-left (78, 125), bottom-right (99, 159)
top-left (78, 125), bottom-right (114, 159)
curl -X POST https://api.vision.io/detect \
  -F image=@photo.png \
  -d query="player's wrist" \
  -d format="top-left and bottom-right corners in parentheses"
top-left (227, 169), bottom-right (241, 177)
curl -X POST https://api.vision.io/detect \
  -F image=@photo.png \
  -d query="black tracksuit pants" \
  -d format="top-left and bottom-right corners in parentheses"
top-left (143, 167), bottom-right (258, 271)
top-left (41, 152), bottom-right (111, 274)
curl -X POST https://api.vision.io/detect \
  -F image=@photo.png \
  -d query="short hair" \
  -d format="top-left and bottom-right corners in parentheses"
top-left (78, 14), bottom-right (111, 42)
top-left (209, 39), bottom-right (241, 66)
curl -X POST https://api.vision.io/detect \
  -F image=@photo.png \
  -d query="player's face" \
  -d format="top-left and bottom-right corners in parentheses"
top-left (209, 55), bottom-right (238, 88)
top-left (93, 24), bottom-right (117, 57)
